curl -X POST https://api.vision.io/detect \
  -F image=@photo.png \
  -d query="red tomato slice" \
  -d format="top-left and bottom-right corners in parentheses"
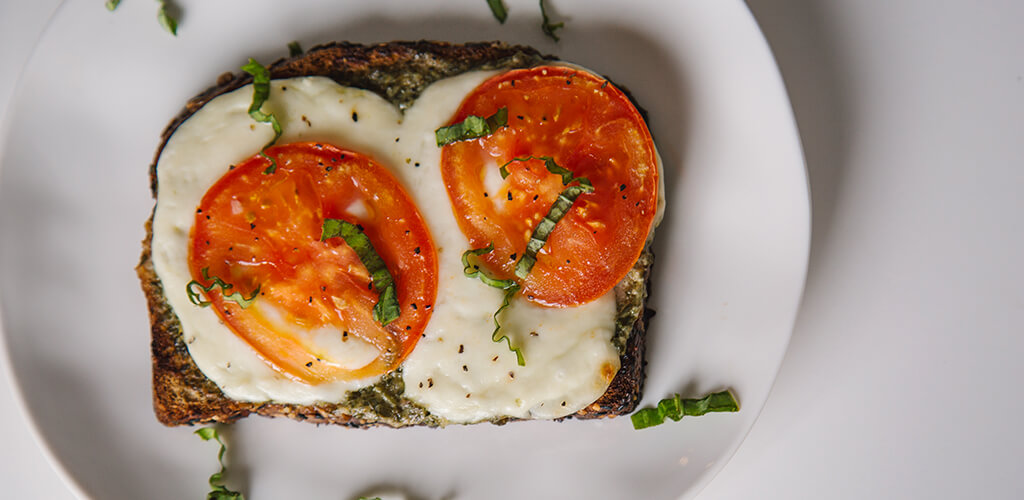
top-left (441, 66), bottom-right (659, 307)
top-left (189, 142), bottom-right (437, 384)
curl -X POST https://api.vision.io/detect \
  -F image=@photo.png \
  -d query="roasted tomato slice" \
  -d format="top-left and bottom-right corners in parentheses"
top-left (441, 66), bottom-right (659, 307)
top-left (189, 142), bottom-right (437, 384)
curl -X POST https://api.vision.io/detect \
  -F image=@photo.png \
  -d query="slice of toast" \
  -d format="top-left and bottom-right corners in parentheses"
top-left (137, 41), bottom-right (653, 427)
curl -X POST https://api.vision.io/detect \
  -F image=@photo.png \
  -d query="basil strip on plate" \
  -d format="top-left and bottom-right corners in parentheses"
top-left (539, 0), bottom-right (564, 42)
top-left (195, 427), bottom-right (245, 499)
top-left (321, 219), bottom-right (400, 326)
top-left (462, 244), bottom-right (526, 366)
top-left (287, 40), bottom-right (303, 56)
top-left (105, 0), bottom-right (120, 11)
top-left (241, 58), bottom-right (284, 174)
top-left (156, 0), bottom-right (178, 36)
top-left (486, 0), bottom-right (508, 23)
top-left (631, 390), bottom-right (740, 430)
top-left (499, 156), bottom-right (594, 279)
top-left (435, 107), bottom-right (508, 146)
top-left (186, 267), bottom-right (260, 309)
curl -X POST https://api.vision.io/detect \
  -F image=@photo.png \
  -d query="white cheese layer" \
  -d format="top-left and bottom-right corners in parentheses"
top-left (151, 72), bottom-right (631, 422)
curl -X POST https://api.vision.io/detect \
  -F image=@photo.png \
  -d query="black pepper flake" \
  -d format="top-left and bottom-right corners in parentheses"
top-left (635, 201), bottom-right (640, 207)
top-left (196, 208), bottom-right (203, 214)
top-left (308, 296), bottom-right (313, 304)
top-left (566, 259), bottom-right (571, 264)
top-left (517, 115), bottom-right (525, 120)
top-left (250, 223), bottom-right (256, 229)
top-left (351, 112), bottom-right (358, 122)
top-left (281, 86), bottom-right (287, 91)
top-left (509, 253), bottom-right (517, 261)
top-left (367, 282), bottom-right (373, 290)
top-left (318, 161), bottom-right (324, 166)
top-left (462, 365), bottom-right (468, 372)
top-left (419, 382), bottom-right (424, 388)
top-left (602, 80), bottom-right (609, 88)
top-left (492, 355), bottom-right (499, 362)
top-left (414, 162), bottom-right (420, 167)
top-left (528, 294), bottom-right (535, 300)
top-left (619, 184), bottom-right (627, 191)
top-left (343, 331), bottom-right (349, 338)
top-left (458, 344), bottom-right (464, 354)
top-left (542, 116), bottom-right (548, 121)
top-left (530, 331), bottom-right (539, 337)
top-left (205, 215), bottom-right (211, 220)
top-left (428, 378), bottom-right (434, 388)
top-left (509, 371), bottom-right (515, 379)
top-left (425, 304), bottom-right (432, 309)
top-left (229, 165), bottom-right (236, 170)
top-left (466, 393), bottom-right (472, 398)
top-left (326, 166), bottom-right (333, 171)
top-left (254, 237), bottom-right (259, 241)
top-left (224, 309), bottom-right (231, 315)
top-left (411, 303), bottom-right (417, 310)
top-left (507, 191), bottom-right (513, 201)
top-left (414, 247), bottom-right (421, 254)
top-left (321, 286), bottom-right (327, 291)
top-left (228, 247), bottom-right (233, 251)
top-left (395, 137), bottom-right (400, 142)
top-left (205, 240), bottom-right (210, 245)
top-left (341, 154), bottom-right (346, 159)
top-left (484, 192), bottom-right (489, 198)
top-left (561, 401), bottom-right (567, 407)
top-left (405, 325), bottom-right (411, 331)
top-left (306, 361), bottom-right (313, 367)
top-left (356, 223), bottom-right (363, 230)
top-left (622, 195), bottom-right (627, 200)
top-left (405, 230), bottom-right (411, 235)
top-left (533, 194), bottom-right (539, 201)
top-left (511, 80), bottom-right (516, 87)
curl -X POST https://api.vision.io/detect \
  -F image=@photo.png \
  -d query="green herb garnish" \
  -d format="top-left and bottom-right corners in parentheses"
top-left (539, 0), bottom-right (564, 42)
top-left (105, 0), bottom-right (120, 11)
top-left (157, 0), bottom-right (178, 36)
top-left (240, 58), bottom-right (283, 174)
top-left (435, 107), bottom-right (508, 146)
top-left (321, 219), bottom-right (401, 326)
top-left (288, 41), bottom-right (303, 56)
top-left (486, 0), bottom-right (508, 23)
top-left (499, 156), bottom-right (593, 279)
top-left (462, 244), bottom-right (525, 366)
top-left (187, 268), bottom-right (260, 309)
top-left (630, 390), bottom-right (740, 430)
top-left (195, 427), bottom-right (245, 499)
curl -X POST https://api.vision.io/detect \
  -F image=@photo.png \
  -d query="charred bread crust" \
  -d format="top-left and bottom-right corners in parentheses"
top-left (138, 41), bottom-right (654, 427)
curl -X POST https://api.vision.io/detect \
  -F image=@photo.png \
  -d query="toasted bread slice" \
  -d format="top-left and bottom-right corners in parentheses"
top-left (138, 41), bottom-right (653, 427)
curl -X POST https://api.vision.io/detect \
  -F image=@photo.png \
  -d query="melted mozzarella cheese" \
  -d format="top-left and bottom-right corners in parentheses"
top-left (151, 71), bottom-right (637, 423)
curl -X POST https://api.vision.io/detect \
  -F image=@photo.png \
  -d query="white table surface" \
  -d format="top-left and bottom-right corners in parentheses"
top-left (2, 1), bottom-right (1022, 499)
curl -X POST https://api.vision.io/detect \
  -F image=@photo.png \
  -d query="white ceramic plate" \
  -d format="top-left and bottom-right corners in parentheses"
top-left (0, 0), bottom-right (808, 498)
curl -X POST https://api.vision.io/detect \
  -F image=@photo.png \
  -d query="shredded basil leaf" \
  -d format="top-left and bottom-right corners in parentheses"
top-left (195, 427), bottom-right (245, 499)
top-left (435, 107), bottom-right (508, 146)
top-left (486, 0), bottom-right (508, 23)
top-left (631, 390), bottom-right (740, 430)
top-left (499, 155), bottom-right (593, 188)
top-left (462, 244), bottom-right (525, 366)
top-left (288, 41), bottom-right (303, 56)
top-left (240, 58), bottom-right (283, 174)
top-left (105, 0), bottom-right (121, 11)
top-left (539, 0), bottom-right (564, 42)
top-left (186, 268), bottom-right (260, 309)
top-left (500, 156), bottom-right (593, 279)
top-left (157, 1), bottom-right (178, 36)
top-left (321, 219), bottom-right (401, 326)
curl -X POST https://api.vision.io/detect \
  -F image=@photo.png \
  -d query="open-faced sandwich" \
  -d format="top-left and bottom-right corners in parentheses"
top-left (137, 41), bottom-right (663, 427)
